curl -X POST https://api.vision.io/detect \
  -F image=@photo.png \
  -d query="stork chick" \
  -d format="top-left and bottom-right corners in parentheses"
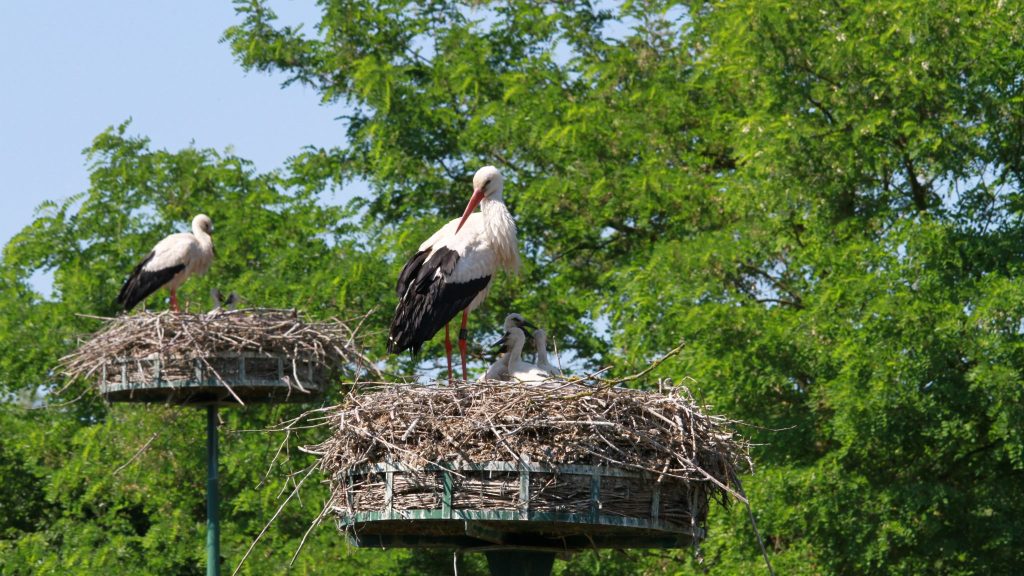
top-left (532, 328), bottom-right (563, 377)
top-left (481, 313), bottom-right (535, 381)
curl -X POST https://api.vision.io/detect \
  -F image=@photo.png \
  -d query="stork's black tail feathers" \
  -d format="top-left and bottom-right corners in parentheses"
top-left (116, 251), bottom-right (183, 311)
top-left (388, 245), bottom-right (493, 355)
top-left (387, 276), bottom-right (489, 354)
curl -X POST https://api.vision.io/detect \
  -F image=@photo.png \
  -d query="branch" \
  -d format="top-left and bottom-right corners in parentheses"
top-left (113, 433), bottom-right (159, 475)
top-left (737, 263), bottom-right (804, 309)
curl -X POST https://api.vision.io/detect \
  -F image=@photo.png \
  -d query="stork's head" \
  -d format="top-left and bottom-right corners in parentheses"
top-left (502, 312), bottom-right (536, 337)
top-left (456, 166), bottom-right (504, 234)
top-left (532, 327), bottom-right (547, 347)
top-left (473, 165), bottom-right (503, 197)
top-left (193, 214), bottom-right (214, 235)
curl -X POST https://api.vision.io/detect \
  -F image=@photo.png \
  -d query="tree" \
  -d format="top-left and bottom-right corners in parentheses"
top-left (3, 1), bottom-right (1024, 574)
top-left (224, 1), bottom-right (1024, 573)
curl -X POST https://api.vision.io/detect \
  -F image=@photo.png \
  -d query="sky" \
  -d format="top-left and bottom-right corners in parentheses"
top-left (0, 1), bottom-right (349, 248)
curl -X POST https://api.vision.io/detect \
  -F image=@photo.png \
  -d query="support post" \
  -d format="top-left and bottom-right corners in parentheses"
top-left (485, 550), bottom-right (555, 576)
top-left (206, 405), bottom-right (220, 576)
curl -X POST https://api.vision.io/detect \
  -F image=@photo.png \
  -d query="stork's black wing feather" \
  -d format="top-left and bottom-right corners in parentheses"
top-left (412, 247), bottom-right (460, 293)
top-left (388, 247), bottom-right (490, 355)
top-left (395, 248), bottom-right (430, 299)
top-left (116, 251), bottom-right (184, 311)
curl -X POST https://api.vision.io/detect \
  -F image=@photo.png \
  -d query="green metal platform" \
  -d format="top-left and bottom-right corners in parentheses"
top-left (98, 352), bottom-right (323, 405)
top-left (336, 460), bottom-right (702, 574)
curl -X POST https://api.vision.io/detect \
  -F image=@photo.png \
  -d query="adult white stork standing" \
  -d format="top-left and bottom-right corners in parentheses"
top-left (532, 328), bottom-right (563, 377)
top-left (480, 313), bottom-right (535, 381)
top-left (116, 214), bottom-right (215, 312)
top-left (388, 166), bottom-right (520, 382)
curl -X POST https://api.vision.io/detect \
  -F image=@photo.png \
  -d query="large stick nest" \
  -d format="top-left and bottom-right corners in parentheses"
top-left (309, 380), bottom-right (750, 530)
top-left (60, 309), bottom-right (378, 401)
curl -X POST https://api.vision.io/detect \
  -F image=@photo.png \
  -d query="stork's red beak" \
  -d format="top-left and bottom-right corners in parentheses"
top-left (455, 188), bottom-right (485, 234)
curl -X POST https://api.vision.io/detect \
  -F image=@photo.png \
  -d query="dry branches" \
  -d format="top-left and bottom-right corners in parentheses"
top-left (308, 380), bottom-right (750, 532)
top-left (60, 308), bottom-right (380, 402)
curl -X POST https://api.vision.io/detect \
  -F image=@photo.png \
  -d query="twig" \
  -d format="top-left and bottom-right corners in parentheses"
top-left (732, 471), bottom-right (775, 576)
top-left (231, 464), bottom-right (319, 576)
top-left (290, 501), bottom-right (331, 567)
top-left (597, 339), bottom-right (687, 387)
top-left (113, 432), bottom-right (159, 475)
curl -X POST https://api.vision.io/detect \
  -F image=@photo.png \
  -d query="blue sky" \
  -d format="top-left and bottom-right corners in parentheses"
top-left (0, 1), bottom-right (349, 248)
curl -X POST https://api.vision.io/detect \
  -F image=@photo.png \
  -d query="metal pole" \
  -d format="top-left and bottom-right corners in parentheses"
top-left (485, 550), bottom-right (555, 576)
top-left (207, 405), bottom-right (220, 576)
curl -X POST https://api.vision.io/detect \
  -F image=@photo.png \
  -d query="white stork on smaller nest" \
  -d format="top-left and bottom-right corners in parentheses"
top-left (116, 214), bottom-right (215, 312)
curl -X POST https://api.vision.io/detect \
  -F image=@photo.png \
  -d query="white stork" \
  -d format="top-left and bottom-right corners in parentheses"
top-left (388, 166), bottom-right (520, 382)
top-left (481, 313), bottom-right (535, 381)
top-left (532, 328), bottom-right (563, 377)
top-left (503, 325), bottom-right (550, 383)
top-left (116, 214), bottom-right (215, 312)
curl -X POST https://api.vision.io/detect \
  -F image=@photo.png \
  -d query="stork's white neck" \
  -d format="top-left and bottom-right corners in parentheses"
top-left (190, 220), bottom-right (215, 276)
top-left (534, 332), bottom-right (549, 365)
top-left (192, 223), bottom-right (213, 246)
top-left (507, 327), bottom-right (526, 363)
top-left (481, 194), bottom-right (520, 274)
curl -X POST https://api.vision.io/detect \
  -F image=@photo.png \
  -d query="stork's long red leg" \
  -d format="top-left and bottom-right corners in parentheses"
top-left (458, 309), bottom-right (470, 382)
top-left (170, 289), bottom-right (179, 312)
top-left (444, 322), bottom-right (454, 384)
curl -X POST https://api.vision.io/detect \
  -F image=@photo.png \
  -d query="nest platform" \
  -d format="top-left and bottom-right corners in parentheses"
top-left (62, 309), bottom-right (369, 406)
top-left (309, 381), bottom-right (748, 553)
top-left (336, 460), bottom-right (702, 550)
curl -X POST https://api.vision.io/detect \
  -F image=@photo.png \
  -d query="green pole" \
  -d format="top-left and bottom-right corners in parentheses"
top-left (207, 405), bottom-right (220, 576)
top-left (485, 550), bottom-right (555, 576)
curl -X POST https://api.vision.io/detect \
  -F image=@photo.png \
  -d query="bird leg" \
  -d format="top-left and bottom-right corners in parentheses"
top-left (444, 323), bottom-right (454, 385)
top-left (170, 289), bottom-right (179, 312)
top-left (458, 309), bottom-right (469, 382)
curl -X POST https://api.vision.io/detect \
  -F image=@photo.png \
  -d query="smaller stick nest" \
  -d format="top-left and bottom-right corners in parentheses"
top-left (310, 381), bottom-right (750, 532)
top-left (61, 309), bottom-right (376, 402)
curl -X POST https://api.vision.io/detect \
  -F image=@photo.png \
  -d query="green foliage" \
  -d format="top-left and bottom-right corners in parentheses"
top-left (0, 124), bottom-right (402, 574)
top-left (3, 0), bottom-right (1024, 574)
